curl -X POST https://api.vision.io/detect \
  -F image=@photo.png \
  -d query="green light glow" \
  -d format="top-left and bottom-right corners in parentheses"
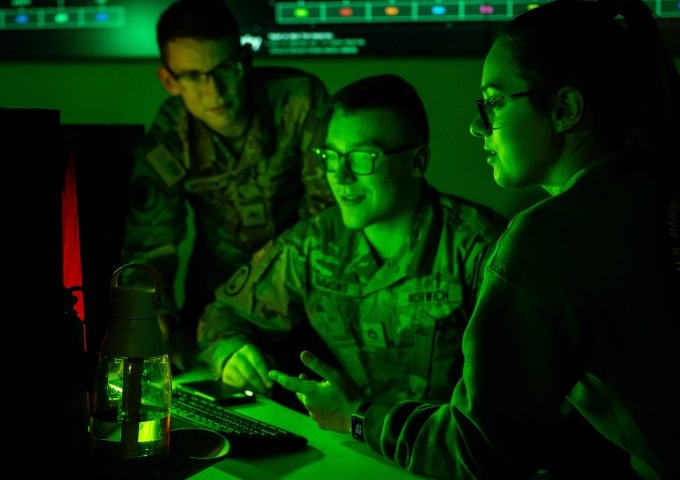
top-left (293, 7), bottom-right (310, 19)
top-left (54, 12), bottom-right (69, 24)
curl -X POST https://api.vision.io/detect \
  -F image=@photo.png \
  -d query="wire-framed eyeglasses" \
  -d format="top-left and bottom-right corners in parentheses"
top-left (312, 144), bottom-right (421, 176)
top-left (475, 88), bottom-right (554, 132)
top-left (165, 60), bottom-right (244, 90)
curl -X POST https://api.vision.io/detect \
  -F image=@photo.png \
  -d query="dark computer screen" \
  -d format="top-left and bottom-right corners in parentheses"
top-left (1, 108), bottom-right (64, 356)
top-left (1, 0), bottom-right (678, 60)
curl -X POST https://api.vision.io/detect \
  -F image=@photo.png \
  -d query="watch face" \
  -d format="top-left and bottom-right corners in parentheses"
top-left (353, 420), bottom-right (364, 439)
top-left (351, 402), bottom-right (373, 442)
top-left (351, 412), bottom-right (366, 442)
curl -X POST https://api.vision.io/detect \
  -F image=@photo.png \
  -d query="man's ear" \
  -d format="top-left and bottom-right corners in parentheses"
top-left (158, 66), bottom-right (182, 96)
top-left (411, 145), bottom-right (431, 178)
top-left (552, 86), bottom-right (584, 133)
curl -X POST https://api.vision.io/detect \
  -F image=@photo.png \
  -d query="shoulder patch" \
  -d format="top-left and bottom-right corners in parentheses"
top-left (224, 264), bottom-right (251, 297)
top-left (146, 144), bottom-right (186, 187)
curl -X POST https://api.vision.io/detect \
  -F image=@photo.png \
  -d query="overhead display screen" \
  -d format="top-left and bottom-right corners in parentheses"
top-left (1, 0), bottom-right (678, 60)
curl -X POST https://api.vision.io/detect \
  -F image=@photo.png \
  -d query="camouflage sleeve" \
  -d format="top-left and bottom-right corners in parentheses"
top-left (120, 100), bottom-right (189, 321)
top-left (197, 227), bottom-right (309, 378)
top-left (298, 74), bottom-right (336, 219)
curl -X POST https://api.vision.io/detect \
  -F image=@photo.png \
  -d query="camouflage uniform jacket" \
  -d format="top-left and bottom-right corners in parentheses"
top-left (120, 67), bottom-right (334, 320)
top-left (198, 184), bottom-right (506, 404)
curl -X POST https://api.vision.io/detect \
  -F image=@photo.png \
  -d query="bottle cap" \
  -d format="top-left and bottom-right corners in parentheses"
top-left (101, 264), bottom-right (167, 358)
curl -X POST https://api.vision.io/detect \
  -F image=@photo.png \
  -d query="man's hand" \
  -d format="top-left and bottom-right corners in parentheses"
top-left (221, 343), bottom-right (274, 395)
top-left (268, 350), bottom-right (364, 433)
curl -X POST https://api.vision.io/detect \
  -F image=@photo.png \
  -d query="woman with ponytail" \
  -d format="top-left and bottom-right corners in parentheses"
top-left (298, 1), bottom-right (680, 478)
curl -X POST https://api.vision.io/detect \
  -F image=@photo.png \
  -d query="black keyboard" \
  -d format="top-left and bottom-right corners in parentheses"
top-left (172, 389), bottom-right (308, 457)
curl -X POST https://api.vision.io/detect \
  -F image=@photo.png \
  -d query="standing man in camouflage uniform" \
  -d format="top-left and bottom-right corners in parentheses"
top-left (120, 0), bottom-right (334, 372)
top-left (197, 74), bottom-right (507, 418)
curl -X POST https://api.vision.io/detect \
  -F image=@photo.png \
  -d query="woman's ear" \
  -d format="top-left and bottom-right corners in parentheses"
top-left (553, 86), bottom-right (584, 132)
top-left (158, 66), bottom-right (181, 96)
top-left (411, 145), bottom-right (431, 178)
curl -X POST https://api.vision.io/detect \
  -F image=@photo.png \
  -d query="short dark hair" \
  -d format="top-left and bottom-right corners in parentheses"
top-left (330, 74), bottom-right (429, 145)
top-left (156, 0), bottom-right (241, 61)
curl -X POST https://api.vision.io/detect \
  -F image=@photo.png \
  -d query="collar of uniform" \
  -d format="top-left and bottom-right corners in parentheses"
top-left (404, 182), bottom-right (442, 277)
top-left (361, 182), bottom-right (442, 295)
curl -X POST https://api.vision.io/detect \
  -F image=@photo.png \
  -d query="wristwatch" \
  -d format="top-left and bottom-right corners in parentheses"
top-left (351, 402), bottom-right (374, 442)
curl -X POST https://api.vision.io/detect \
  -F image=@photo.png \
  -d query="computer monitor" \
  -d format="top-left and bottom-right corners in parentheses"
top-left (1, 107), bottom-right (64, 355)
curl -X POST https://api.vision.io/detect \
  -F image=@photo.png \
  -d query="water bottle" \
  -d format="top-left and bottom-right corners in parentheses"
top-left (90, 264), bottom-right (172, 461)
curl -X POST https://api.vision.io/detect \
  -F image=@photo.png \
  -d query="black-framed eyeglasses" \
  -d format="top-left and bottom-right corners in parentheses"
top-left (165, 60), bottom-right (244, 90)
top-left (312, 144), bottom-right (421, 176)
top-left (475, 88), bottom-right (555, 132)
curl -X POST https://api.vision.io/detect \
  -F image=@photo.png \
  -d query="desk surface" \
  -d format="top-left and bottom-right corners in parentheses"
top-left (177, 373), bottom-right (419, 480)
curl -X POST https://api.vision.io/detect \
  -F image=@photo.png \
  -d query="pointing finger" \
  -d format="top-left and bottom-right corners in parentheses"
top-left (300, 351), bottom-right (341, 384)
top-left (269, 369), bottom-right (313, 396)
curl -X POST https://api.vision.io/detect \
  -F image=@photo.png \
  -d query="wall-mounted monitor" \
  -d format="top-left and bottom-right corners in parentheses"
top-left (1, 0), bottom-right (679, 60)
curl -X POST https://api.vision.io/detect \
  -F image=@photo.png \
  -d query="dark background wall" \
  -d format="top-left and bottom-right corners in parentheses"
top-left (5, 54), bottom-right (680, 216)
top-left (0, 57), bottom-right (551, 219)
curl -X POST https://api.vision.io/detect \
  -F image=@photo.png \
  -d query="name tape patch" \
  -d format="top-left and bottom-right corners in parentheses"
top-left (399, 285), bottom-right (461, 306)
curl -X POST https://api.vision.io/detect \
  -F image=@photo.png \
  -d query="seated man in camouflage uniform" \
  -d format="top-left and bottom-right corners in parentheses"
top-left (197, 74), bottom-right (507, 419)
top-left (120, 0), bottom-right (334, 372)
